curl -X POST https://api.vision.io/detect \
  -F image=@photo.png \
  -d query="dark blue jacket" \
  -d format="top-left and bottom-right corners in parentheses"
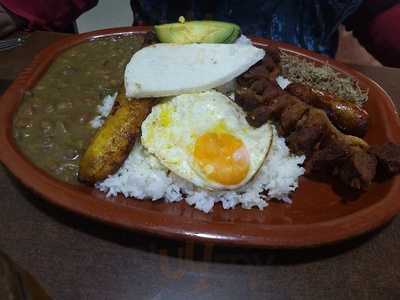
top-left (132, 0), bottom-right (363, 56)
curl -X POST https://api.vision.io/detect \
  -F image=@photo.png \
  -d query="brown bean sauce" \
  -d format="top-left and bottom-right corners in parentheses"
top-left (13, 34), bottom-right (144, 184)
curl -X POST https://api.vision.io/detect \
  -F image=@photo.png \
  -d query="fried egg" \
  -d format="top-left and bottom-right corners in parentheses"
top-left (141, 90), bottom-right (273, 190)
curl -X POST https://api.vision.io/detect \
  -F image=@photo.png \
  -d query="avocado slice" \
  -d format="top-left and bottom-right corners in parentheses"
top-left (224, 25), bottom-right (241, 44)
top-left (155, 20), bottom-right (241, 44)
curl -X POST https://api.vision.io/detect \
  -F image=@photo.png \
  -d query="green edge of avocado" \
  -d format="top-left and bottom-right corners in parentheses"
top-left (155, 20), bottom-right (241, 44)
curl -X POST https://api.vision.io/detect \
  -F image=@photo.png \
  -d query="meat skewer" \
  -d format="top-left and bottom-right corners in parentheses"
top-left (286, 82), bottom-right (369, 137)
top-left (244, 91), bottom-right (375, 189)
top-left (234, 49), bottom-right (400, 190)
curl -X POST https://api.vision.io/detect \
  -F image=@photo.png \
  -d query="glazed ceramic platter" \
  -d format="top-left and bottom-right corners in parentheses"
top-left (1, 27), bottom-right (400, 248)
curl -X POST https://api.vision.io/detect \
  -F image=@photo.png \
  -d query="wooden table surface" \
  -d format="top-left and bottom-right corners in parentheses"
top-left (1, 31), bottom-right (400, 300)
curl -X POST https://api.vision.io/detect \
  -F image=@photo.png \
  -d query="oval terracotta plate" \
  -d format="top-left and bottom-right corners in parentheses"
top-left (1, 27), bottom-right (400, 248)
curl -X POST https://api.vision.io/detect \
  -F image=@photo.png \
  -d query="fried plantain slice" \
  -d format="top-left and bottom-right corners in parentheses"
top-left (79, 88), bottom-right (153, 184)
top-left (109, 85), bottom-right (129, 115)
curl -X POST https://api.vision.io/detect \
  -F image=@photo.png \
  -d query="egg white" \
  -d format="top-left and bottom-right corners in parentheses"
top-left (141, 90), bottom-right (273, 190)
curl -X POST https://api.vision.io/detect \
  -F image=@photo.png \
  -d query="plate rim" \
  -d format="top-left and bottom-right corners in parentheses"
top-left (1, 26), bottom-right (400, 248)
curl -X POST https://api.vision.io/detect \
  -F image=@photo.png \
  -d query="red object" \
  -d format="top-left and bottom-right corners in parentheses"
top-left (0, 0), bottom-right (98, 32)
top-left (350, 2), bottom-right (400, 67)
top-left (366, 4), bottom-right (400, 67)
top-left (1, 28), bottom-right (400, 248)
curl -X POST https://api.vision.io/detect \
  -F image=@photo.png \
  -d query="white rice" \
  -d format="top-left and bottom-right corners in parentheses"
top-left (90, 92), bottom-right (118, 128)
top-left (90, 73), bottom-right (303, 213)
top-left (276, 76), bottom-right (291, 89)
top-left (96, 127), bottom-right (305, 213)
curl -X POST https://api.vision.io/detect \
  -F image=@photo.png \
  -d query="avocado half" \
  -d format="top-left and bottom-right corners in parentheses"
top-left (155, 20), bottom-right (241, 44)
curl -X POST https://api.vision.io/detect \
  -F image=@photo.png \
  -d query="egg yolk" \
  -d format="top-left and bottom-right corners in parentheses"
top-left (194, 132), bottom-right (250, 186)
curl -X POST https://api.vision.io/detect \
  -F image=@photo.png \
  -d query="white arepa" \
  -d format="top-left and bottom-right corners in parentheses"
top-left (124, 43), bottom-right (265, 98)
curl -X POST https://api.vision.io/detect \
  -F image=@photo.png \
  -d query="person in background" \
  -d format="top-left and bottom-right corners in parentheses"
top-left (131, 0), bottom-right (400, 67)
top-left (0, 0), bottom-right (98, 37)
top-left (0, 0), bottom-right (399, 67)
top-left (345, 0), bottom-right (400, 67)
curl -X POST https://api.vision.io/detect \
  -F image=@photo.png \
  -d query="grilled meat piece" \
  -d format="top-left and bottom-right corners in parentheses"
top-left (369, 143), bottom-right (400, 176)
top-left (280, 102), bottom-right (309, 133)
top-left (286, 110), bottom-right (327, 156)
top-left (246, 105), bottom-right (273, 128)
top-left (304, 141), bottom-right (348, 175)
top-left (303, 137), bottom-right (377, 190)
top-left (243, 57), bottom-right (278, 81)
top-left (235, 46), bottom-right (283, 111)
top-left (286, 82), bottom-right (369, 137)
top-left (287, 125), bottom-right (324, 156)
top-left (263, 45), bottom-right (281, 64)
top-left (241, 50), bottom-right (281, 82)
top-left (337, 150), bottom-right (377, 190)
top-left (236, 78), bottom-right (285, 112)
top-left (246, 94), bottom-right (295, 127)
